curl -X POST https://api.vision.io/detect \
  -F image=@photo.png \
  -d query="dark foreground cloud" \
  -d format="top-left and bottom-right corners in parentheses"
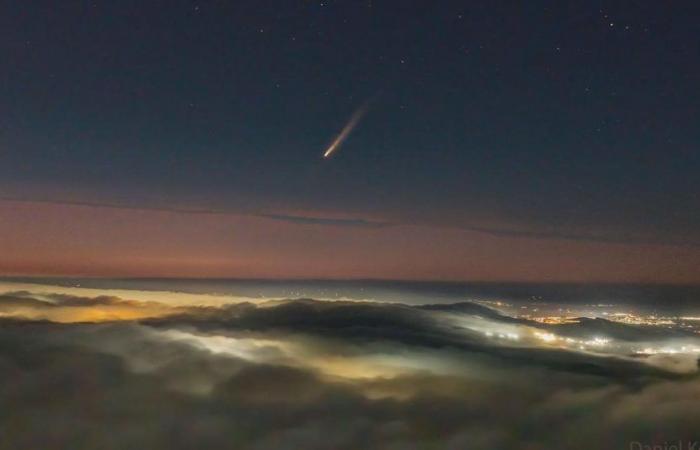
top-left (1, 290), bottom-right (700, 449)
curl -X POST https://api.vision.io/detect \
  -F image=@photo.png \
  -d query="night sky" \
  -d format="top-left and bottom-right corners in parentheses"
top-left (1, 1), bottom-right (699, 281)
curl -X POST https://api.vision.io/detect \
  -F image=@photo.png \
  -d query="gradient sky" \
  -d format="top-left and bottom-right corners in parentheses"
top-left (1, 1), bottom-right (699, 281)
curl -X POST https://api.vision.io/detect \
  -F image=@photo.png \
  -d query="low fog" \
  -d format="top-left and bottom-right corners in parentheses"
top-left (1, 286), bottom-right (699, 450)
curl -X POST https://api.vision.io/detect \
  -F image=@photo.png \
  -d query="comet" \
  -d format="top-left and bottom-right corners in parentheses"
top-left (322, 102), bottom-right (370, 158)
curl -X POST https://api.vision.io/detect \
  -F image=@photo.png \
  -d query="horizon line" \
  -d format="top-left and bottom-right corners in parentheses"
top-left (2, 275), bottom-right (700, 287)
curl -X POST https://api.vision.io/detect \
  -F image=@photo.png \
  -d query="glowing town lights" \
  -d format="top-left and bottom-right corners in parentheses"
top-left (531, 332), bottom-right (612, 350)
top-left (482, 330), bottom-right (519, 341)
top-left (531, 316), bottom-right (580, 324)
top-left (534, 332), bottom-right (558, 343)
top-left (497, 333), bottom-right (520, 341)
top-left (585, 337), bottom-right (611, 347)
top-left (635, 346), bottom-right (700, 355)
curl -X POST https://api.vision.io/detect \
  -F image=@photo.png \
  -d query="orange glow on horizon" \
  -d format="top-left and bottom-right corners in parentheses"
top-left (1, 200), bottom-right (699, 283)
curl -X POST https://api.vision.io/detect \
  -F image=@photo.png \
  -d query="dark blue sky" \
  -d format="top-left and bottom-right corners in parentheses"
top-left (1, 1), bottom-right (699, 279)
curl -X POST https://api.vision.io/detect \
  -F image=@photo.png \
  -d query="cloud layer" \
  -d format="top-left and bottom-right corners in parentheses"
top-left (1, 287), bottom-right (699, 449)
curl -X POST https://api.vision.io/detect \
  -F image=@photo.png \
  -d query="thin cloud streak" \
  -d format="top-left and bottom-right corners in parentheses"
top-left (1, 196), bottom-right (699, 246)
top-left (258, 213), bottom-right (391, 228)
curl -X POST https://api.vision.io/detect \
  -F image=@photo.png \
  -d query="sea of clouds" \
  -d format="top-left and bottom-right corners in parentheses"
top-left (1, 284), bottom-right (699, 450)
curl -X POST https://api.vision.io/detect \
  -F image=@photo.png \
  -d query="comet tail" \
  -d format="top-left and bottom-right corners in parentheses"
top-left (322, 103), bottom-right (369, 158)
